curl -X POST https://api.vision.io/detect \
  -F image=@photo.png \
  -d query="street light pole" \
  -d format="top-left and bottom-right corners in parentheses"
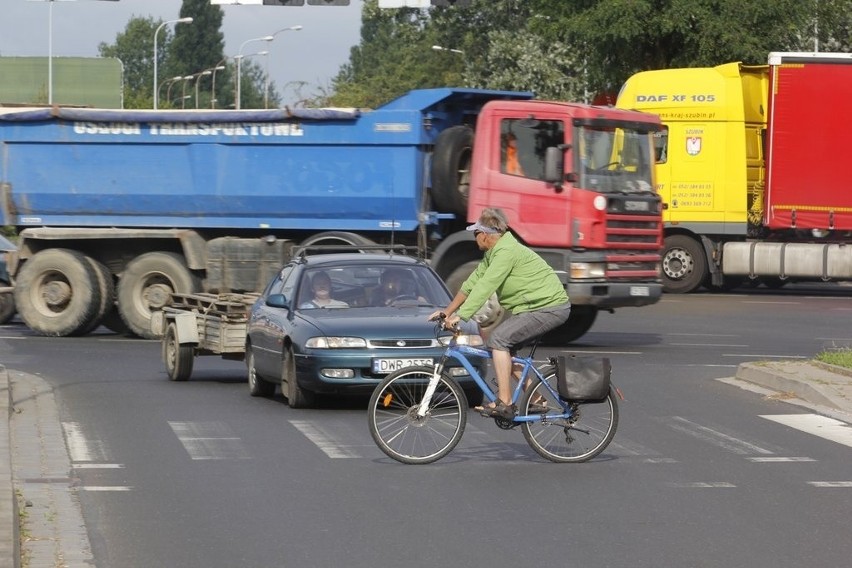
top-left (193, 70), bottom-right (213, 109)
top-left (266, 25), bottom-right (303, 109)
top-left (153, 16), bottom-right (193, 109)
top-left (236, 35), bottom-right (273, 110)
top-left (159, 75), bottom-right (183, 108)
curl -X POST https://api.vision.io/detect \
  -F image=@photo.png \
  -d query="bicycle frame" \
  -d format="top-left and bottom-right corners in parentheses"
top-left (416, 332), bottom-right (573, 423)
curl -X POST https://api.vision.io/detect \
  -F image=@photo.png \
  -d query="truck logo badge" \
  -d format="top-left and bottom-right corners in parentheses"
top-left (686, 136), bottom-right (702, 156)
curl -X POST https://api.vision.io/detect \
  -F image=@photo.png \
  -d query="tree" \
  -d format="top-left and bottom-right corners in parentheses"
top-left (97, 0), bottom-right (273, 109)
top-left (98, 16), bottom-right (163, 109)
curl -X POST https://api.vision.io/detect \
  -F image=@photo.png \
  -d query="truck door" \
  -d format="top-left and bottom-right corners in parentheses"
top-left (478, 117), bottom-right (570, 246)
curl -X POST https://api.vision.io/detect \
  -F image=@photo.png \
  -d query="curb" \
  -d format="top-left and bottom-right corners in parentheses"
top-left (736, 361), bottom-right (852, 414)
top-left (0, 364), bottom-right (20, 568)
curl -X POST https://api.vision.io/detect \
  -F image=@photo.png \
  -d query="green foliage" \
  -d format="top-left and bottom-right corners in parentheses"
top-left (816, 347), bottom-right (852, 369)
top-left (98, 16), bottom-right (162, 108)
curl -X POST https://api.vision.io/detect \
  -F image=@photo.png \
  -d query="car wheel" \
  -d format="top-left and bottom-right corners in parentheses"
top-left (247, 348), bottom-right (275, 397)
top-left (282, 347), bottom-right (315, 409)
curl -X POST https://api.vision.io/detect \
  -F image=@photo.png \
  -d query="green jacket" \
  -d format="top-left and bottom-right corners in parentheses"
top-left (457, 232), bottom-right (569, 321)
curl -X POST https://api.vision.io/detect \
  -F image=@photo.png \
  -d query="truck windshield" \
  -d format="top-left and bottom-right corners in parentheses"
top-left (575, 124), bottom-right (655, 194)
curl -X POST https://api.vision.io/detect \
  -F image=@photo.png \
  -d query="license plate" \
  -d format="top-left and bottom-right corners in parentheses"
top-left (629, 286), bottom-right (650, 296)
top-left (372, 358), bottom-right (434, 373)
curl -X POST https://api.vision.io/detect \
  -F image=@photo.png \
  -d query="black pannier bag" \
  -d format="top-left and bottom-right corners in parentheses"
top-left (556, 355), bottom-right (611, 402)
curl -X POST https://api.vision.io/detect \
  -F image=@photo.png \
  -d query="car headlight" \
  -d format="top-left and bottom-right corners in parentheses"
top-left (438, 334), bottom-right (484, 347)
top-left (569, 262), bottom-right (606, 279)
top-left (305, 337), bottom-right (368, 349)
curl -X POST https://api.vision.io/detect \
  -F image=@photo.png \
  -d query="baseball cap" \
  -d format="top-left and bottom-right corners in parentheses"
top-left (466, 222), bottom-right (500, 234)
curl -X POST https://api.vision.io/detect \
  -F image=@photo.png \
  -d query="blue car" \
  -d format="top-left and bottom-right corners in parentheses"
top-left (246, 251), bottom-right (486, 408)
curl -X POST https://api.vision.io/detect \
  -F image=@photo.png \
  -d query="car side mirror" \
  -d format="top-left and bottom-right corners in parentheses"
top-left (266, 293), bottom-right (290, 309)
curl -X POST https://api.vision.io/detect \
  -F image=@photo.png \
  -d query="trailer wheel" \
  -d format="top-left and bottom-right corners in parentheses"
top-left (164, 322), bottom-right (194, 381)
top-left (541, 305), bottom-right (598, 346)
top-left (117, 252), bottom-right (201, 339)
top-left (299, 232), bottom-right (376, 254)
top-left (14, 249), bottom-right (102, 337)
top-left (431, 125), bottom-right (473, 215)
top-left (661, 235), bottom-right (707, 294)
top-left (0, 285), bottom-right (15, 325)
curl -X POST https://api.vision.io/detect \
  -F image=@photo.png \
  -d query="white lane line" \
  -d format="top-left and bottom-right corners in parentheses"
top-left (808, 482), bottom-right (852, 488)
top-left (669, 482), bottom-right (736, 488)
top-left (721, 354), bottom-right (808, 359)
top-left (670, 343), bottom-right (748, 347)
top-left (669, 333), bottom-right (740, 337)
top-left (169, 421), bottom-right (251, 460)
top-left (747, 457), bottom-right (815, 463)
top-left (79, 486), bottom-right (133, 492)
top-left (289, 420), bottom-right (361, 458)
top-left (72, 464), bottom-right (125, 469)
top-left (760, 414), bottom-right (852, 448)
top-left (668, 416), bottom-right (773, 455)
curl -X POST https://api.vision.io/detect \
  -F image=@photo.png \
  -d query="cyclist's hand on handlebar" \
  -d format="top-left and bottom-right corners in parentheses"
top-left (427, 310), bottom-right (446, 322)
top-left (444, 313), bottom-right (461, 329)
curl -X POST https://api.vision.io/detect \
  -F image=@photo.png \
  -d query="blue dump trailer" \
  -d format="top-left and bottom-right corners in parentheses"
top-left (1, 88), bottom-right (664, 340)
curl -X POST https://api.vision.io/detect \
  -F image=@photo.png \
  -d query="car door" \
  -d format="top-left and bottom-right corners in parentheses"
top-left (252, 265), bottom-right (297, 377)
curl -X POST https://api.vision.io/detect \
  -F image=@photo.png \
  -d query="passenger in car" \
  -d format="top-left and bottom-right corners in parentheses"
top-left (300, 271), bottom-right (349, 309)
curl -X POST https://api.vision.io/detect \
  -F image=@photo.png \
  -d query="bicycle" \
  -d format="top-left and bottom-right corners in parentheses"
top-left (367, 316), bottom-right (620, 464)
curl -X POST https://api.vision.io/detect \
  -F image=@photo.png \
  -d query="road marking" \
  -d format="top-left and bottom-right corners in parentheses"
top-left (808, 482), bottom-right (852, 488)
top-left (721, 354), bottom-right (808, 359)
top-left (169, 421), bottom-right (250, 460)
top-left (72, 464), bottom-right (125, 469)
top-left (760, 414), bottom-right (852, 448)
top-left (747, 457), bottom-right (815, 463)
top-left (62, 421), bottom-right (108, 462)
top-left (668, 416), bottom-right (773, 455)
top-left (670, 343), bottom-right (748, 347)
top-left (79, 486), bottom-right (133, 492)
top-left (669, 482), bottom-right (736, 488)
top-left (289, 420), bottom-right (361, 458)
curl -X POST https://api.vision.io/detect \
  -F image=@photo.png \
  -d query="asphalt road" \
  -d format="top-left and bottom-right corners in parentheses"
top-left (3, 284), bottom-right (852, 568)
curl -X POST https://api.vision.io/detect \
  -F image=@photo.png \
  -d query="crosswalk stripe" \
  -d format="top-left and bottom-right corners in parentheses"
top-left (289, 420), bottom-right (361, 458)
top-left (759, 414), bottom-right (852, 448)
top-left (668, 416), bottom-right (773, 455)
top-left (169, 421), bottom-right (250, 460)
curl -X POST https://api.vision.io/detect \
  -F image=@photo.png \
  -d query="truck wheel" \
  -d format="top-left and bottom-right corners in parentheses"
top-left (78, 257), bottom-right (116, 334)
top-left (282, 346), bottom-right (315, 409)
top-left (0, 284), bottom-right (15, 325)
top-left (661, 235), bottom-right (707, 294)
top-left (14, 249), bottom-right (102, 337)
top-left (299, 232), bottom-right (375, 253)
top-left (542, 306), bottom-right (598, 346)
top-left (431, 125), bottom-right (473, 215)
top-left (101, 306), bottom-right (133, 336)
top-left (164, 322), bottom-right (194, 381)
top-left (117, 252), bottom-right (201, 339)
top-left (444, 260), bottom-right (506, 330)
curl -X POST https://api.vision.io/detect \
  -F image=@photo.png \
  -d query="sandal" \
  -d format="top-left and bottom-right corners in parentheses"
top-left (527, 396), bottom-right (549, 414)
top-left (475, 400), bottom-right (516, 420)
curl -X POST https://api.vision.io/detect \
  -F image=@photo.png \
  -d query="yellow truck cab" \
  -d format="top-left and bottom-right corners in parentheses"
top-left (617, 62), bottom-right (769, 292)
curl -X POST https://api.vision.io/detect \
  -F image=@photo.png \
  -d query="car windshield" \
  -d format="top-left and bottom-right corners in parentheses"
top-left (296, 263), bottom-right (450, 309)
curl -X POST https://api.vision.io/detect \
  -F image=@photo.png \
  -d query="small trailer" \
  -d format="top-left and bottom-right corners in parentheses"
top-left (151, 292), bottom-right (260, 381)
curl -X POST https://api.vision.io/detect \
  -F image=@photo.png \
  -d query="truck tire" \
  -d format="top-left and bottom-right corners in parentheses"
top-left (541, 306), bottom-right (598, 346)
top-left (164, 322), bottom-right (195, 381)
top-left (661, 235), bottom-right (707, 294)
top-left (117, 252), bottom-right (201, 339)
top-left (78, 257), bottom-right (116, 334)
top-left (14, 249), bottom-right (102, 337)
top-left (431, 125), bottom-right (473, 215)
top-left (444, 260), bottom-right (506, 330)
top-left (299, 232), bottom-right (376, 253)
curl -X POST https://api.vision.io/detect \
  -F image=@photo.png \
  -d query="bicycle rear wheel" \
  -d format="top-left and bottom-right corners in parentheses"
top-left (368, 366), bottom-right (468, 465)
top-left (520, 371), bottom-right (618, 463)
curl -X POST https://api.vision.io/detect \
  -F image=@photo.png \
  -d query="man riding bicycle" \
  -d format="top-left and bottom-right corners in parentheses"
top-left (429, 208), bottom-right (572, 420)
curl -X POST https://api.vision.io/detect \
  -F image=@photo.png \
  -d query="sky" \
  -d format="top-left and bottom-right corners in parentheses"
top-left (0, 0), bottom-right (366, 106)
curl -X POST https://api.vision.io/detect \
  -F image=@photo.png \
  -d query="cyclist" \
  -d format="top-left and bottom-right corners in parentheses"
top-left (429, 208), bottom-right (571, 419)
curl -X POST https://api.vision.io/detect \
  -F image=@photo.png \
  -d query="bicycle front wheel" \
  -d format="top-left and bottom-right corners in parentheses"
top-left (520, 372), bottom-right (618, 463)
top-left (368, 366), bottom-right (468, 465)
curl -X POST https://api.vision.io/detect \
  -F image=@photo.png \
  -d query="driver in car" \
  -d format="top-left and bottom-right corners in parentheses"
top-left (371, 268), bottom-right (424, 306)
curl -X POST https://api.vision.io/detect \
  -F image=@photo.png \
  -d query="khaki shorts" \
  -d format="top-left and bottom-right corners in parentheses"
top-left (487, 302), bottom-right (572, 352)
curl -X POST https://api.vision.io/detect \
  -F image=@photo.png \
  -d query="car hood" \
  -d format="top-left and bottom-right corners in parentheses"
top-left (296, 306), bottom-right (478, 337)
